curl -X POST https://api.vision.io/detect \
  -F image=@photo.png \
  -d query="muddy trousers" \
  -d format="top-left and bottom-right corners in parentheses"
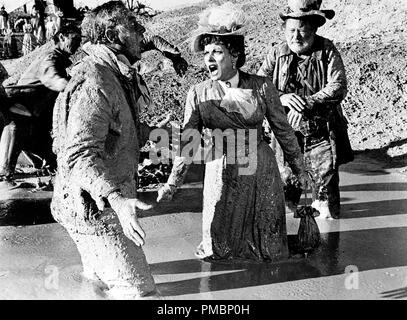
top-left (55, 210), bottom-right (157, 299)
top-left (271, 134), bottom-right (340, 217)
top-left (304, 140), bottom-right (340, 217)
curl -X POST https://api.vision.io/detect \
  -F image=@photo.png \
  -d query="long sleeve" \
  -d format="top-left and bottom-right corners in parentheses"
top-left (257, 47), bottom-right (287, 97)
top-left (262, 79), bottom-right (305, 175)
top-left (38, 53), bottom-right (69, 92)
top-left (167, 85), bottom-right (202, 187)
top-left (141, 34), bottom-right (180, 56)
top-left (64, 83), bottom-right (120, 202)
top-left (305, 44), bottom-right (347, 111)
top-left (257, 47), bottom-right (276, 79)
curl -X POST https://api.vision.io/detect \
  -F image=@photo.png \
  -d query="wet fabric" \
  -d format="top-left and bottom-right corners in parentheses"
top-left (0, 46), bottom-right (73, 177)
top-left (296, 205), bottom-right (321, 253)
top-left (167, 71), bottom-right (305, 261)
top-left (258, 35), bottom-right (350, 217)
top-left (304, 139), bottom-right (340, 217)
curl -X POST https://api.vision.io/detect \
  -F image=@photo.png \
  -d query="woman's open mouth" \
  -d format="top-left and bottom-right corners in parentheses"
top-left (208, 64), bottom-right (219, 76)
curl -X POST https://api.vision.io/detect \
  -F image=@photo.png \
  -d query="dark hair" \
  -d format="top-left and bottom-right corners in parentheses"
top-left (199, 34), bottom-right (246, 68)
top-left (53, 24), bottom-right (82, 44)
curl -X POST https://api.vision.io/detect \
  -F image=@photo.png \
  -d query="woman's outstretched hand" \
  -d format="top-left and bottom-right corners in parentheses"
top-left (157, 183), bottom-right (177, 202)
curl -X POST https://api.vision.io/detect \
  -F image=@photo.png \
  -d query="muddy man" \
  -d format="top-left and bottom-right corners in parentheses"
top-left (51, 1), bottom-right (159, 299)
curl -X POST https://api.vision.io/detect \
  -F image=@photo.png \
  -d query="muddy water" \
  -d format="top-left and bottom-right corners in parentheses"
top-left (1, 154), bottom-right (407, 299)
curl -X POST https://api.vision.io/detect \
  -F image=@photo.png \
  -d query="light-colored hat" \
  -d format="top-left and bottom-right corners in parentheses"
top-left (191, 2), bottom-right (247, 53)
top-left (279, 0), bottom-right (335, 27)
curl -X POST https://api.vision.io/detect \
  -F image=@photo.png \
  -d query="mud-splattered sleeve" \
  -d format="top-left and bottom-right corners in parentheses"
top-left (262, 79), bottom-right (305, 175)
top-left (141, 34), bottom-right (180, 56)
top-left (38, 53), bottom-right (69, 92)
top-left (166, 85), bottom-right (202, 187)
top-left (305, 44), bottom-right (347, 112)
top-left (64, 83), bottom-right (119, 201)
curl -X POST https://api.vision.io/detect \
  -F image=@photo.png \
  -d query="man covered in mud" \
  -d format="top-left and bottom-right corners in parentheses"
top-left (258, 0), bottom-right (353, 218)
top-left (80, 10), bottom-right (188, 77)
top-left (51, 1), bottom-right (158, 299)
top-left (0, 24), bottom-right (82, 189)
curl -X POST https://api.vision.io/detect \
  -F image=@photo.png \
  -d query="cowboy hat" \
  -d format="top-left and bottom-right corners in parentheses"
top-left (279, 0), bottom-right (335, 27)
top-left (191, 2), bottom-right (247, 53)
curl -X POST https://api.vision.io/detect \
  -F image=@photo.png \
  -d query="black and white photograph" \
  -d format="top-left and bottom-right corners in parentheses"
top-left (0, 0), bottom-right (406, 306)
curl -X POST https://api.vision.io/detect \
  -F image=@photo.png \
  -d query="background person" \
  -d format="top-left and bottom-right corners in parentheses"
top-left (45, 15), bottom-right (58, 41)
top-left (257, 0), bottom-right (353, 219)
top-left (22, 18), bottom-right (37, 56)
top-left (2, 28), bottom-right (17, 59)
top-left (0, 25), bottom-right (82, 187)
top-left (0, 6), bottom-right (9, 36)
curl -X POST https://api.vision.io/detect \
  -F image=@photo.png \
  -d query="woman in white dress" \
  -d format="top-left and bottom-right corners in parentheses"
top-left (22, 19), bottom-right (37, 56)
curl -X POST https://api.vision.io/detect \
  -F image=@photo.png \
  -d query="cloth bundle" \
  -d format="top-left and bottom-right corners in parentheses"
top-left (296, 205), bottom-right (321, 254)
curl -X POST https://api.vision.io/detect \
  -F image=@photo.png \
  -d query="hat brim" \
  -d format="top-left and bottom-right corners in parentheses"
top-left (192, 29), bottom-right (245, 53)
top-left (279, 10), bottom-right (335, 27)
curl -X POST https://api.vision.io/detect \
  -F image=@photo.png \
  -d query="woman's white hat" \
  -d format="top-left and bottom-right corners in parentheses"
top-left (191, 2), bottom-right (247, 53)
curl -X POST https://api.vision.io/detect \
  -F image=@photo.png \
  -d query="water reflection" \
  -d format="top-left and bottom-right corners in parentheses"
top-left (155, 226), bottom-right (407, 297)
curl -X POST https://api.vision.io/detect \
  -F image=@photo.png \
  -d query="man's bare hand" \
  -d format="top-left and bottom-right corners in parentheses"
top-left (109, 194), bottom-right (153, 246)
top-left (280, 93), bottom-right (306, 113)
top-left (287, 109), bottom-right (303, 129)
top-left (298, 171), bottom-right (313, 191)
top-left (171, 56), bottom-right (188, 76)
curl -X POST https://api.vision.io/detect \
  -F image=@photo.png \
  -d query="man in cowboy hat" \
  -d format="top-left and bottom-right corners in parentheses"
top-left (258, 0), bottom-right (353, 219)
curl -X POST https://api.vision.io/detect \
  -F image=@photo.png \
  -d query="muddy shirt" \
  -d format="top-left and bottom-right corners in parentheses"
top-left (52, 44), bottom-right (151, 232)
top-left (258, 35), bottom-right (347, 110)
top-left (258, 35), bottom-right (352, 167)
top-left (18, 47), bottom-right (71, 91)
top-left (6, 47), bottom-right (72, 117)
